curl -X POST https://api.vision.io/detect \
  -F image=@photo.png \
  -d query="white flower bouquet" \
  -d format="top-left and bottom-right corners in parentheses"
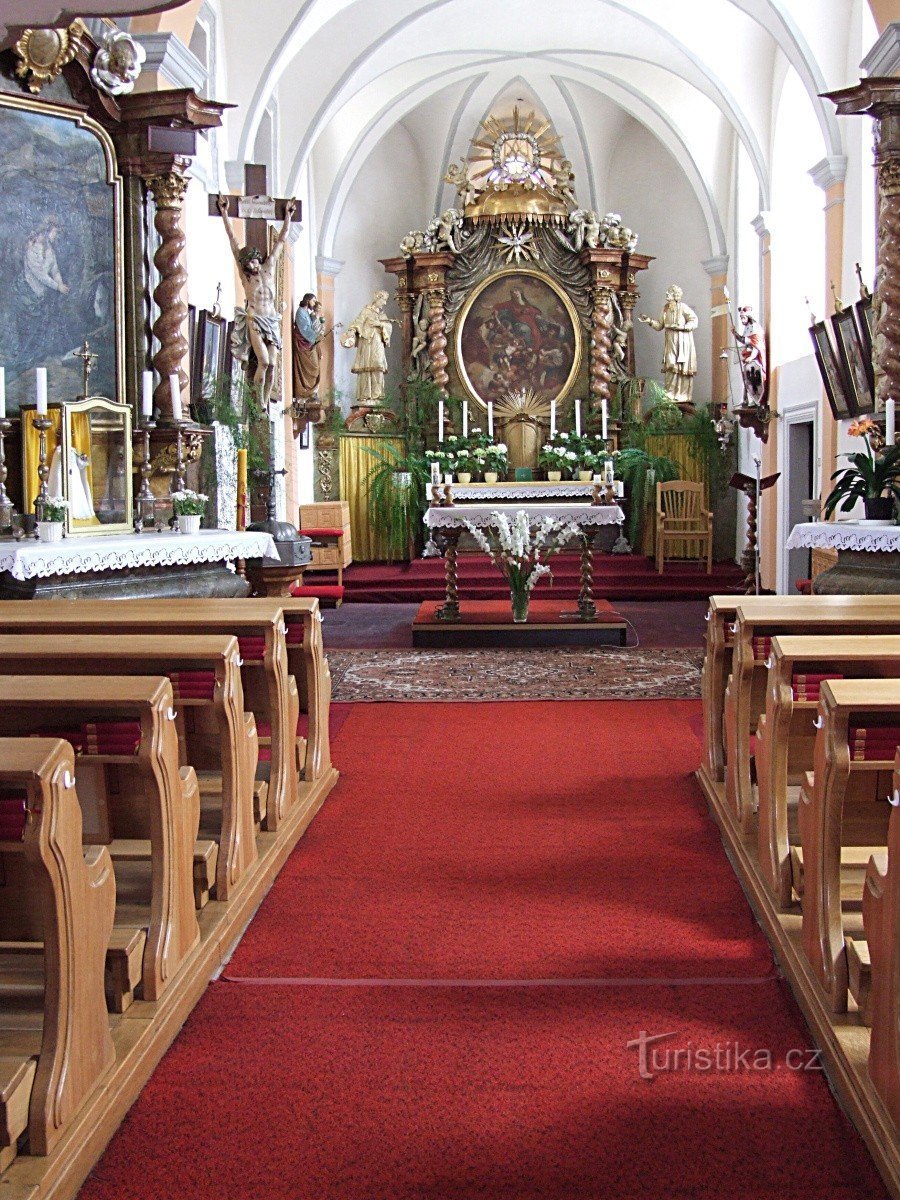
top-left (171, 489), bottom-right (208, 516)
top-left (464, 509), bottom-right (578, 619)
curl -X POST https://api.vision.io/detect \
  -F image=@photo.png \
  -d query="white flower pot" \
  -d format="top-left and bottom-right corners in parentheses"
top-left (484, 472), bottom-right (499, 484)
top-left (578, 470), bottom-right (593, 482)
top-left (547, 470), bottom-right (562, 482)
top-left (177, 513), bottom-right (202, 534)
top-left (37, 520), bottom-right (63, 543)
top-left (457, 472), bottom-right (472, 485)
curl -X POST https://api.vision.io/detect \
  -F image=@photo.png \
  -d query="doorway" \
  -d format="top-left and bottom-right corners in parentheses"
top-left (785, 418), bottom-right (814, 592)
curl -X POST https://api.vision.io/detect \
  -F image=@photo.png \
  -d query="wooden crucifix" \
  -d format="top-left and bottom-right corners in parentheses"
top-left (209, 164), bottom-right (302, 408)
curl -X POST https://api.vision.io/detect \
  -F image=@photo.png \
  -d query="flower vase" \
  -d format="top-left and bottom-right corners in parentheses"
top-left (37, 521), bottom-right (63, 544)
top-left (863, 496), bottom-right (895, 521)
top-left (547, 470), bottom-right (562, 482)
top-left (484, 472), bottom-right (499, 485)
top-left (457, 472), bottom-right (472, 485)
top-left (510, 583), bottom-right (530, 623)
top-left (177, 513), bottom-right (202, 534)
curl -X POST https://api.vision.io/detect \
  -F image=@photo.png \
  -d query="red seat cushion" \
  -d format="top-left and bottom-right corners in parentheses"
top-left (0, 793), bottom-right (28, 841)
top-left (300, 527), bottom-right (343, 539)
top-left (238, 636), bottom-right (267, 661)
top-left (290, 585), bottom-right (344, 601)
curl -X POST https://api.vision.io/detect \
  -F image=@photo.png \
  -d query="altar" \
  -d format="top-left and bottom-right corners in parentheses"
top-left (786, 522), bottom-right (900, 595)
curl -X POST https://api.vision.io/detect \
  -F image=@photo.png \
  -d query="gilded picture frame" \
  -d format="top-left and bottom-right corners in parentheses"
top-left (454, 267), bottom-right (583, 410)
top-left (832, 308), bottom-right (874, 416)
top-left (810, 320), bottom-right (853, 420)
top-left (0, 92), bottom-right (126, 415)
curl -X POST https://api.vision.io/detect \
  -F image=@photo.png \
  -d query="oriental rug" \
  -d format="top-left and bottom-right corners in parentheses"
top-left (328, 646), bottom-right (704, 702)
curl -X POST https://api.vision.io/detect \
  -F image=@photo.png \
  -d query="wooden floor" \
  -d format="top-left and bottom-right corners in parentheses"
top-left (0, 764), bottom-right (338, 1200)
top-left (696, 764), bottom-right (900, 1200)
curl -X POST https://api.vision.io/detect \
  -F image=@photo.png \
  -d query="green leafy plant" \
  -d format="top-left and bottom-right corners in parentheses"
top-left (364, 442), bottom-right (431, 561)
top-left (614, 446), bottom-right (680, 549)
top-left (41, 496), bottom-right (68, 523)
top-left (171, 489), bottom-right (208, 516)
top-left (823, 417), bottom-right (900, 517)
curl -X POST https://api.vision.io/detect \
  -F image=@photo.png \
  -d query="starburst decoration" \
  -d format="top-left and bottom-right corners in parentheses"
top-left (469, 107), bottom-right (561, 192)
top-left (495, 220), bottom-right (538, 264)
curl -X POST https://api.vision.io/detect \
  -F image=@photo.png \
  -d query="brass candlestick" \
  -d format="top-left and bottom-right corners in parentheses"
top-left (134, 418), bottom-right (156, 533)
top-left (0, 417), bottom-right (13, 534)
top-left (32, 414), bottom-right (53, 530)
top-left (171, 421), bottom-right (187, 495)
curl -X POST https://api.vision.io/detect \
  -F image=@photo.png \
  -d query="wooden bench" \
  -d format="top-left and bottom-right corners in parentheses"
top-left (0, 738), bottom-right (114, 1167)
top-left (0, 676), bottom-right (200, 1007)
top-left (0, 634), bottom-right (257, 905)
top-left (756, 634), bottom-right (900, 909)
top-left (721, 598), bottom-right (900, 831)
top-left (863, 749), bottom-right (900, 1127)
top-left (0, 601), bottom-right (300, 834)
top-left (798, 678), bottom-right (899, 1013)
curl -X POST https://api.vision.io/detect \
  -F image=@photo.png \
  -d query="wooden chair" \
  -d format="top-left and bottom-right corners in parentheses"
top-left (755, 634), bottom-right (900, 910)
top-left (0, 738), bottom-right (115, 1167)
top-left (863, 749), bottom-right (900, 1126)
top-left (655, 481), bottom-right (712, 574)
top-left (0, 676), bottom-right (200, 1007)
top-left (798, 678), bottom-right (899, 1013)
top-left (0, 634), bottom-right (258, 904)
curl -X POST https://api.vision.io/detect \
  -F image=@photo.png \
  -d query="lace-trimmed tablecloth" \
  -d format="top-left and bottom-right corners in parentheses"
top-left (0, 529), bottom-right (281, 582)
top-left (444, 481), bottom-right (624, 501)
top-left (424, 502), bottom-right (625, 530)
top-left (785, 522), bottom-right (900, 554)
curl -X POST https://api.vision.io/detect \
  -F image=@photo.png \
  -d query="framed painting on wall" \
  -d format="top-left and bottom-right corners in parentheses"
top-left (810, 320), bottom-right (854, 420)
top-left (455, 268), bottom-right (583, 409)
top-left (191, 308), bottom-right (227, 420)
top-left (0, 94), bottom-right (124, 414)
top-left (832, 307), bottom-right (874, 416)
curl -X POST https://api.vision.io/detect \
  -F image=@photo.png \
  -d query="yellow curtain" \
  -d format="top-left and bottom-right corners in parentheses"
top-left (23, 409), bottom-right (96, 523)
top-left (642, 433), bottom-right (710, 558)
top-left (339, 433), bottom-right (406, 561)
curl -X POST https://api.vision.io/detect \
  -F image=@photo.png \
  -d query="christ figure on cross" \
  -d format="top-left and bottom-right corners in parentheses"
top-left (217, 194), bottom-right (297, 407)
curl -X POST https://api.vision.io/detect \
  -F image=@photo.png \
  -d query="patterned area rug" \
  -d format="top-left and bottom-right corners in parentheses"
top-left (328, 647), bottom-right (705, 702)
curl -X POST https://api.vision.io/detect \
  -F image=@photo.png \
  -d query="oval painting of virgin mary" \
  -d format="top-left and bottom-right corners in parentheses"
top-left (456, 268), bottom-right (582, 408)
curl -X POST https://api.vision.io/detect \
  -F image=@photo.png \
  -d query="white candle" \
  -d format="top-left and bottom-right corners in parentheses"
top-left (0, 367), bottom-right (5, 420)
top-left (487, 401), bottom-right (494, 438)
top-left (444, 472), bottom-right (453, 485)
top-left (574, 398), bottom-right (581, 437)
top-left (169, 374), bottom-right (182, 422)
top-left (438, 400), bottom-right (445, 443)
top-left (887, 397), bottom-right (896, 445)
top-left (592, 473), bottom-right (601, 484)
top-left (35, 368), bottom-right (47, 415)
top-left (462, 400), bottom-right (468, 438)
top-left (550, 400), bottom-right (556, 438)
top-left (601, 398), bottom-right (608, 441)
top-left (430, 461), bottom-right (440, 484)
top-left (141, 371), bottom-right (153, 418)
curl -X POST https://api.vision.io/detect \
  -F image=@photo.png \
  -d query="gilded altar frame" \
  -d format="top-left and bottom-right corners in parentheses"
top-left (454, 267), bottom-right (584, 412)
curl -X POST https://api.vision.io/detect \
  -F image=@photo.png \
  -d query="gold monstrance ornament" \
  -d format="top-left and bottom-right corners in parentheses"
top-left (494, 387), bottom-right (551, 471)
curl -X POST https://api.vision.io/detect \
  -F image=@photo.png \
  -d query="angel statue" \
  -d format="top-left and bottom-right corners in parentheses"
top-left (399, 229), bottom-right (425, 258)
top-left (554, 159), bottom-right (577, 207)
top-left (90, 29), bottom-right (146, 96)
top-left (564, 209), bottom-right (601, 252)
top-left (218, 194), bottom-right (297, 407)
top-left (424, 209), bottom-right (465, 254)
top-left (444, 160), bottom-right (479, 209)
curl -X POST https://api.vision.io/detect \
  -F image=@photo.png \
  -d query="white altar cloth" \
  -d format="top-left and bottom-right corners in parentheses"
top-left (786, 522), bottom-right (900, 555)
top-left (0, 529), bottom-right (280, 582)
top-left (424, 502), bottom-right (624, 530)
top-left (445, 481), bottom-right (624, 502)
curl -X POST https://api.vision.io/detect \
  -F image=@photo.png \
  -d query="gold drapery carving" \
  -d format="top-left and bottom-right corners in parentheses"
top-left (641, 432), bottom-right (709, 557)
top-left (339, 433), bottom-right (406, 561)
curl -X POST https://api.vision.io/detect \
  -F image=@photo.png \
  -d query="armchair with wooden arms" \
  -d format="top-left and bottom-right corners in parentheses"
top-left (655, 481), bottom-right (713, 574)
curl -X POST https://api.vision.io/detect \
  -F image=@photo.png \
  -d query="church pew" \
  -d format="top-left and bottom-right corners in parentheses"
top-left (756, 634), bottom-right (900, 909)
top-left (722, 598), bottom-right (900, 831)
top-left (0, 676), bottom-right (200, 1006)
top-left (0, 602), bottom-right (299, 833)
top-left (0, 738), bottom-right (114, 1167)
top-left (0, 634), bottom-right (257, 904)
top-left (798, 678), bottom-right (900, 1013)
top-left (862, 750), bottom-right (900, 1128)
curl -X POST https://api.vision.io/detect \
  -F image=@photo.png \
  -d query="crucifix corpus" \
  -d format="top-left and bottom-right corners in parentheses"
top-left (210, 164), bottom-right (302, 409)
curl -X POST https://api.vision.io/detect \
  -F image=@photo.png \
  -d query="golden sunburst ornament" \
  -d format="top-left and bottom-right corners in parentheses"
top-left (470, 107), bottom-right (561, 193)
top-left (494, 387), bottom-right (552, 422)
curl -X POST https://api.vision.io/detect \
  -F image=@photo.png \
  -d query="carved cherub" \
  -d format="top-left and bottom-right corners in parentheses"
top-left (424, 209), bottom-right (465, 254)
top-left (400, 229), bottom-right (426, 258)
top-left (555, 158), bottom-right (577, 207)
top-left (90, 29), bottom-right (146, 96)
top-left (444, 160), bottom-right (479, 209)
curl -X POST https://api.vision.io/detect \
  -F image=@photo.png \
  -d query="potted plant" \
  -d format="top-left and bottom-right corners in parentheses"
top-left (823, 417), bottom-right (900, 523)
top-left (464, 509), bottom-right (578, 622)
top-left (171, 489), bottom-right (208, 534)
top-left (37, 495), bottom-right (68, 543)
top-left (539, 433), bottom-right (578, 480)
top-left (614, 447), bottom-right (679, 550)
top-left (482, 442), bottom-right (509, 484)
top-left (365, 443), bottom-right (431, 561)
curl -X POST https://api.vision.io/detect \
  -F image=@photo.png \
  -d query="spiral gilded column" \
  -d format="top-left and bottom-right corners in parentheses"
top-left (426, 285), bottom-right (449, 397)
top-left (875, 154), bottom-right (900, 411)
top-left (590, 284), bottom-right (614, 417)
top-left (147, 172), bottom-right (190, 419)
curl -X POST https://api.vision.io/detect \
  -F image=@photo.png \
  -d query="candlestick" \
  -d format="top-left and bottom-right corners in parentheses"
top-left (601, 398), bottom-right (608, 441)
top-left (0, 416), bottom-right (12, 533)
top-left (487, 401), bottom-right (494, 438)
top-left (170, 422), bottom-right (187, 497)
top-left (0, 367), bottom-right (5, 420)
top-left (550, 399), bottom-right (556, 438)
top-left (169, 374), bottom-right (182, 422)
top-left (32, 412), bottom-right (53, 527)
top-left (236, 447), bottom-right (248, 531)
top-left (462, 400), bottom-right (468, 438)
top-left (134, 416), bottom-right (157, 533)
top-left (574, 398), bottom-right (581, 437)
top-left (35, 368), bottom-right (47, 416)
top-left (438, 400), bottom-right (445, 443)
top-left (887, 397), bottom-right (896, 445)
top-left (142, 371), bottom-right (153, 418)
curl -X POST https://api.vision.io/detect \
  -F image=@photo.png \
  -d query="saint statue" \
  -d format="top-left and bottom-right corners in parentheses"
top-left (218, 195), bottom-right (297, 407)
top-left (341, 290), bottom-right (393, 405)
top-left (292, 292), bottom-right (325, 402)
top-left (734, 304), bottom-right (767, 406)
top-left (639, 284), bottom-right (699, 405)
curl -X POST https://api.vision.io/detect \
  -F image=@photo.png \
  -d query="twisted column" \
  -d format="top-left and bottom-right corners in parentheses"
top-left (876, 154), bottom-right (900, 412)
top-left (426, 284), bottom-right (449, 397)
top-left (619, 288), bottom-right (639, 380)
top-left (590, 284), bottom-right (614, 416)
top-left (147, 173), bottom-right (189, 420)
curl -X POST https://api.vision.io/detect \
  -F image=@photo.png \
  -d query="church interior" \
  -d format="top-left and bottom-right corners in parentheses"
top-left (1, 1), bottom-right (900, 1196)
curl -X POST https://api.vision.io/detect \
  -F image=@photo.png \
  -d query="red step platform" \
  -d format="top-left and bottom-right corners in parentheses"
top-left (412, 598), bottom-right (628, 647)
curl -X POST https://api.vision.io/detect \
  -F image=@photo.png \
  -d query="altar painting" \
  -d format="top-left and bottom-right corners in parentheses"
top-left (0, 98), bottom-right (123, 412)
top-left (456, 270), bottom-right (581, 408)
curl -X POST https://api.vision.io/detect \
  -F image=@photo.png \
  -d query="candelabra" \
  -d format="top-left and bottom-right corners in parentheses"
top-left (134, 418), bottom-right (157, 532)
top-left (170, 421), bottom-right (187, 496)
top-left (0, 418), bottom-right (13, 534)
top-left (32, 413), bottom-right (53, 531)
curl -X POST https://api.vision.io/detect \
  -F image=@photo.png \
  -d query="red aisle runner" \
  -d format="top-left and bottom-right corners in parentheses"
top-left (79, 701), bottom-right (888, 1200)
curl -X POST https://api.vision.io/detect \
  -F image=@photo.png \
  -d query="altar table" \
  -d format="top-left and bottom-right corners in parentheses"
top-left (785, 521), bottom-right (900, 595)
top-left (0, 529), bottom-right (281, 601)
top-left (438, 480), bottom-right (625, 503)
top-left (423, 502), bottom-right (624, 621)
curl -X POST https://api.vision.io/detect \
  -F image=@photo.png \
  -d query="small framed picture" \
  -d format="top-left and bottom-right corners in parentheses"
top-left (298, 421), bottom-right (311, 450)
top-left (191, 309), bottom-right (227, 420)
top-left (810, 320), bottom-right (854, 420)
top-left (855, 295), bottom-right (875, 386)
top-left (832, 308), bottom-right (874, 415)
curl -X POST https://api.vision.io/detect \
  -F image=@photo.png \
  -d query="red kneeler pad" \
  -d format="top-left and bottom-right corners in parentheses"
top-left (299, 527), bottom-right (343, 540)
top-left (290, 583), bottom-right (344, 608)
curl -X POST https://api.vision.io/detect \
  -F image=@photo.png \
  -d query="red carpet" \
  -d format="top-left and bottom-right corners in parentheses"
top-left (308, 552), bottom-right (745, 602)
top-left (78, 701), bottom-right (889, 1200)
top-left (412, 597), bottom-right (624, 624)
